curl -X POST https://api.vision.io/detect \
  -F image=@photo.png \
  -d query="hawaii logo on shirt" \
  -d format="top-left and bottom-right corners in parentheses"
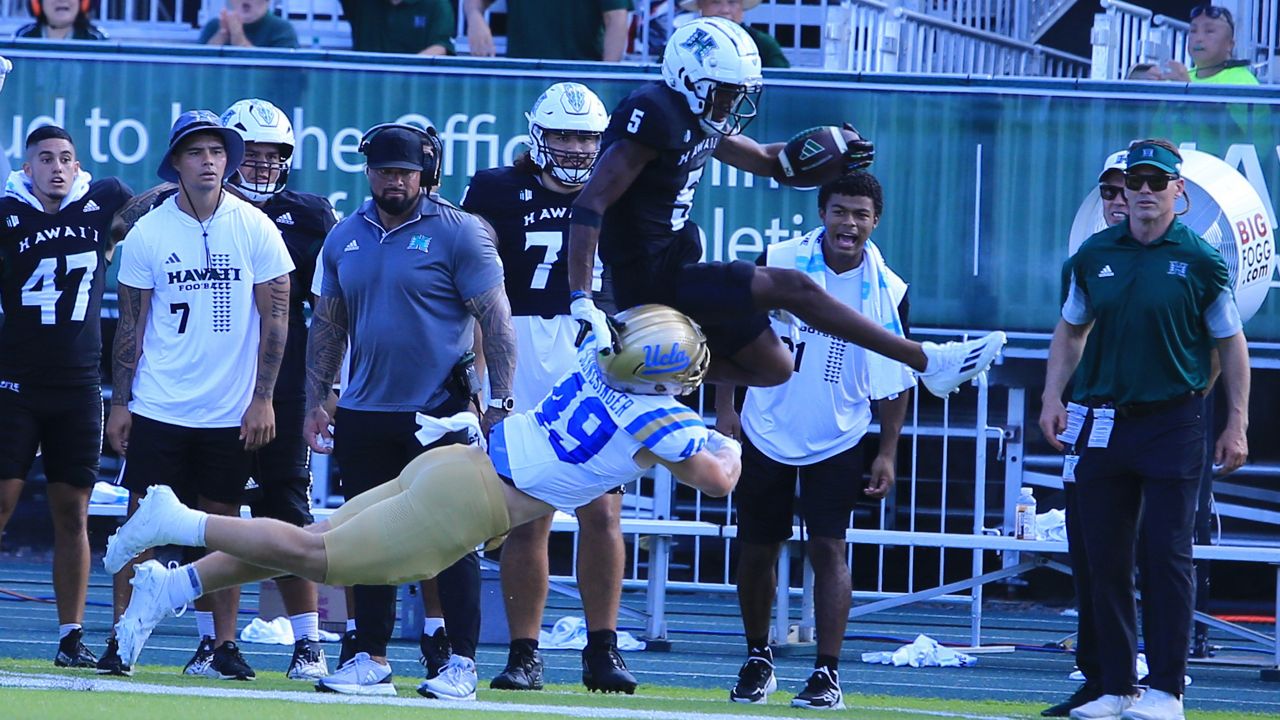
top-left (407, 234), bottom-right (431, 253)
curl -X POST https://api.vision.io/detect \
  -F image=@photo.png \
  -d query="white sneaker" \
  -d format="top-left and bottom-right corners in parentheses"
top-left (104, 485), bottom-right (192, 574)
top-left (418, 654), bottom-right (478, 701)
top-left (114, 560), bottom-right (185, 668)
top-left (1121, 689), bottom-right (1184, 720)
top-left (920, 331), bottom-right (1007, 397)
top-left (1070, 693), bottom-right (1141, 720)
top-left (314, 652), bottom-right (395, 696)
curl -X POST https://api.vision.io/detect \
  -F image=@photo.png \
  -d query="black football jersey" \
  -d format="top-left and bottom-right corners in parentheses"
top-left (599, 81), bottom-right (719, 270)
top-left (142, 187), bottom-right (335, 402)
top-left (0, 177), bottom-right (132, 386)
top-left (462, 166), bottom-right (610, 317)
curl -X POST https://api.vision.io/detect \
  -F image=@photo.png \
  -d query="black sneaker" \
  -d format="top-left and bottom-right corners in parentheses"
top-left (582, 644), bottom-right (637, 694)
top-left (286, 638), bottom-right (330, 681)
top-left (337, 629), bottom-right (357, 667)
top-left (418, 627), bottom-right (452, 680)
top-left (210, 641), bottom-right (256, 680)
top-left (791, 667), bottom-right (845, 710)
top-left (95, 638), bottom-right (132, 677)
top-left (54, 628), bottom-right (98, 668)
top-left (182, 636), bottom-right (216, 677)
top-left (490, 644), bottom-right (544, 690)
top-left (729, 655), bottom-right (777, 704)
top-left (1041, 682), bottom-right (1103, 717)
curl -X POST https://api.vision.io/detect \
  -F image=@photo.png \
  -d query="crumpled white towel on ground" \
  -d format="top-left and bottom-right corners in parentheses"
top-left (241, 616), bottom-right (340, 645)
top-left (1069, 652), bottom-right (1191, 686)
top-left (537, 616), bottom-right (646, 651)
top-left (861, 634), bottom-right (977, 668)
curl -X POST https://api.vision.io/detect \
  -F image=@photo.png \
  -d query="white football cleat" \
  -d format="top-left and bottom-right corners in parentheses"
top-left (104, 485), bottom-right (192, 574)
top-left (418, 654), bottom-right (478, 701)
top-left (114, 560), bottom-right (185, 668)
top-left (920, 331), bottom-right (1007, 398)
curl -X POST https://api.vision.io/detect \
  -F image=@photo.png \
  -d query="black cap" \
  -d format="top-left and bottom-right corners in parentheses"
top-left (363, 127), bottom-right (426, 171)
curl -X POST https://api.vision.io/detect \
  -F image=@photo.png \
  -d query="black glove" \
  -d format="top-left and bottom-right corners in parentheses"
top-left (842, 122), bottom-right (875, 172)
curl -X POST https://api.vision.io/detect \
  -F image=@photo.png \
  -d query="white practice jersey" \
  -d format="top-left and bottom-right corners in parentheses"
top-left (742, 264), bottom-right (873, 465)
top-left (117, 194), bottom-right (294, 427)
top-left (511, 315), bottom-right (579, 414)
top-left (494, 340), bottom-right (708, 513)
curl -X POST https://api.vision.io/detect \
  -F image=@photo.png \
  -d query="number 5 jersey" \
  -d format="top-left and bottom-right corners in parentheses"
top-left (0, 173), bottom-right (132, 388)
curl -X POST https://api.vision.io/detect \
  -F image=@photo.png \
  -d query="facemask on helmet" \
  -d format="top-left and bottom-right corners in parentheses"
top-left (221, 98), bottom-right (294, 202)
top-left (661, 17), bottom-right (763, 137)
top-left (596, 304), bottom-right (711, 396)
top-left (526, 82), bottom-right (609, 186)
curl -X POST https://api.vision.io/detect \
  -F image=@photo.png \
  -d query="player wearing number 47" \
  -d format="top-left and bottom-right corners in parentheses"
top-left (0, 125), bottom-right (132, 670)
top-left (106, 306), bottom-right (742, 684)
top-left (566, 16), bottom-right (1005, 399)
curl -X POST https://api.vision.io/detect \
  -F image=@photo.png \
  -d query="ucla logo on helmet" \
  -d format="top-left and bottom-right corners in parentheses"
top-left (680, 28), bottom-right (718, 62)
top-left (641, 343), bottom-right (691, 375)
top-left (565, 86), bottom-right (586, 112)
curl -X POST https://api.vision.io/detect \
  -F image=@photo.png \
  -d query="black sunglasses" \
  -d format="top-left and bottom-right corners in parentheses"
top-left (1098, 184), bottom-right (1125, 200)
top-left (1124, 173), bottom-right (1178, 192)
top-left (1190, 5), bottom-right (1234, 29)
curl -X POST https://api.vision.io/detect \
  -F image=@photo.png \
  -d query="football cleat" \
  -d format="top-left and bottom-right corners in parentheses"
top-left (729, 655), bottom-right (777, 704)
top-left (114, 560), bottom-right (186, 668)
top-left (182, 636), bottom-right (216, 677)
top-left (582, 644), bottom-right (638, 695)
top-left (54, 628), bottom-right (98, 668)
top-left (920, 331), bottom-right (1006, 397)
top-left (210, 641), bottom-right (255, 681)
top-left (791, 666), bottom-right (845, 710)
top-left (286, 638), bottom-right (330, 681)
top-left (104, 485), bottom-right (192, 574)
top-left (490, 644), bottom-right (544, 691)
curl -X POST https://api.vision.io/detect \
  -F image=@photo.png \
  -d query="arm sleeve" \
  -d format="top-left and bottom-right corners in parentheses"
top-left (624, 406), bottom-right (708, 461)
top-left (116, 229), bottom-right (154, 290)
top-left (452, 215), bottom-right (504, 301)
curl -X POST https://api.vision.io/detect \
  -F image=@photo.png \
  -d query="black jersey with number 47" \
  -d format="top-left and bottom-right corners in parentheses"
top-left (462, 166), bottom-right (605, 318)
top-left (0, 178), bottom-right (132, 386)
top-left (599, 81), bottom-right (719, 270)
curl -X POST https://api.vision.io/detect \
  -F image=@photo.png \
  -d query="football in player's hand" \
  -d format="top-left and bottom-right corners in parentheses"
top-left (778, 125), bottom-right (872, 187)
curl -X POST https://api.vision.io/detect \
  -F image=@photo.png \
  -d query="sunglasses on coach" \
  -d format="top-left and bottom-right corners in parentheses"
top-left (1124, 173), bottom-right (1178, 192)
top-left (1098, 185), bottom-right (1125, 200)
top-left (1190, 5), bottom-right (1234, 29)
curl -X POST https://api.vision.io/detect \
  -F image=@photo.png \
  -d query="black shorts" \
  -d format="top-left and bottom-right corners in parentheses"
top-left (248, 399), bottom-right (313, 526)
top-left (120, 414), bottom-right (250, 506)
top-left (734, 432), bottom-right (867, 544)
top-left (610, 224), bottom-right (770, 358)
top-left (0, 383), bottom-right (102, 487)
top-left (333, 398), bottom-right (471, 500)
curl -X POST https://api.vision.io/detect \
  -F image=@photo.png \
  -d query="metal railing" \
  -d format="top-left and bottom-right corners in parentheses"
top-left (1089, 0), bottom-right (1187, 80)
top-left (826, 0), bottom-right (1089, 77)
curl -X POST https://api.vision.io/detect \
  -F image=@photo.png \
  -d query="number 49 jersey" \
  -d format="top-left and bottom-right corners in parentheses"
top-left (0, 177), bottom-right (132, 386)
top-left (493, 339), bottom-right (708, 513)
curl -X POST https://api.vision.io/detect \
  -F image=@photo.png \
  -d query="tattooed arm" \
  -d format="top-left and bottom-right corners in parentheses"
top-left (303, 294), bottom-right (350, 453)
top-left (108, 183), bottom-right (177, 257)
top-left (466, 283), bottom-right (516, 435)
top-left (104, 283), bottom-right (151, 455)
top-left (240, 274), bottom-right (290, 450)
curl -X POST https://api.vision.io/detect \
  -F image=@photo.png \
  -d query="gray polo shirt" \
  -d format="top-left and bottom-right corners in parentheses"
top-left (321, 194), bottom-right (502, 412)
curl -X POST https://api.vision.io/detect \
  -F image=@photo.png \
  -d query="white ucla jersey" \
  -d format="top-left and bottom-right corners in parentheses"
top-left (117, 194), bottom-right (294, 427)
top-left (742, 264), bottom-right (873, 465)
top-left (495, 340), bottom-right (708, 513)
top-left (511, 315), bottom-right (578, 414)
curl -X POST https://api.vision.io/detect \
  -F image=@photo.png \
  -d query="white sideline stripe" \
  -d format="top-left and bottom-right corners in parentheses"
top-left (0, 670), bottom-right (1021, 720)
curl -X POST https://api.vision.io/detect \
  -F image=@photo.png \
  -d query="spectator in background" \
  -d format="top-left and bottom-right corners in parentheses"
top-left (1162, 5), bottom-right (1259, 85)
top-left (465, 0), bottom-right (630, 62)
top-left (14, 0), bottom-right (108, 40)
top-left (342, 0), bottom-right (455, 56)
top-left (199, 0), bottom-right (299, 48)
top-left (681, 0), bottom-right (788, 68)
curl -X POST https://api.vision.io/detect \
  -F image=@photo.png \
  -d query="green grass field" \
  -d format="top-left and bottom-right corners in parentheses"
top-left (1, 659), bottom-right (1273, 720)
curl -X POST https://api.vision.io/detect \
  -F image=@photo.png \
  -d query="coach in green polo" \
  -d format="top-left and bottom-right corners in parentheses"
top-left (1039, 138), bottom-right (1249, 720)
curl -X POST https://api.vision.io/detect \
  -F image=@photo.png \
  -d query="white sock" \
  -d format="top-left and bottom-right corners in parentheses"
top-left (423, 617), bottom-right (445, 636)
top-left (290, 612), bottom-right (320, 643)
top-left (195, 610), bottom-right (215, 640)
top-left (59, 623), bottom-right (81, 640)
top-left (165, 564), bottom-right (203, 608)
top-left (345, 619), bottom-right (356, 633)
top-left (170, 506), bottom-right (209, 547)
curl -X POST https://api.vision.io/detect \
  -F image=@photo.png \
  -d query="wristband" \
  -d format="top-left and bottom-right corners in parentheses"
top-left (570, 290), bottom-right (591, 302)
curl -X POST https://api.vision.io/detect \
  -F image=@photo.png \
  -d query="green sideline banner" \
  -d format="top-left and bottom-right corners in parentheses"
top-left (2, 44), bottom-right (1278, 340)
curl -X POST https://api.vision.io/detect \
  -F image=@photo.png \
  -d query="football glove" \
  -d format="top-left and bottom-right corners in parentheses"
top-left (841, 122), bottom-right (875, 172)
top-left (571, 297), bottom-right (617, 356)
top-left (705, 429), bottom-right (742, 459)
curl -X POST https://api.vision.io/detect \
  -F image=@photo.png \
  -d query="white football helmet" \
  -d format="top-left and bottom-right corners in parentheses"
top-left (661, 16), bottom-right (763, 136)
top-left (221, 98), bottom-right (294, 202)
top-left (596, 304), bottom-right (711, 397)
top-left (526, 82), bottom-right (609, 186)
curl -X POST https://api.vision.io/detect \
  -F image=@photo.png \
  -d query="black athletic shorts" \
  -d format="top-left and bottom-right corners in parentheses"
top-left (248, 399), bottom-right (313, 527)
top-left (734, 431), bottom-right (867, 544)
top-left (0, 383), bottom-right (102, 487)
top-left (120, 414), bottom-right (250, 505)
top-left (610, 223), bottom-right (770, 359)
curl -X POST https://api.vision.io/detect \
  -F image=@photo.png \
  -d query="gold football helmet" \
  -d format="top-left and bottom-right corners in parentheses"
top-left (597, 304), bottom-right (711, 396)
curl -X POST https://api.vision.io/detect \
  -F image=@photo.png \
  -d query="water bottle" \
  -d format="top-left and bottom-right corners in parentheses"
top-left (1015, 487), bottom-right (1037, 540)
